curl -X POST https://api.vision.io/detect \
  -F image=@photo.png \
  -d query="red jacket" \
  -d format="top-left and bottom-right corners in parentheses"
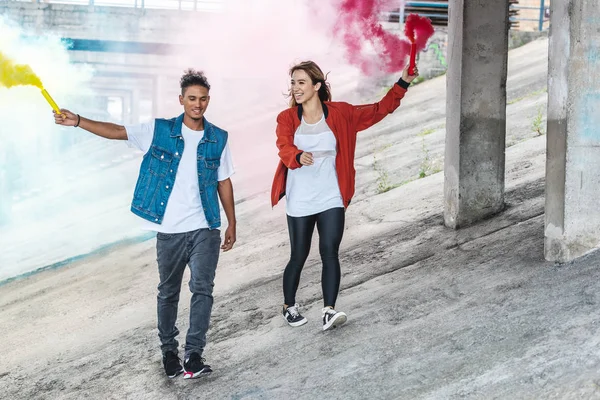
top-left (271, 81), bottom-right (408, 208)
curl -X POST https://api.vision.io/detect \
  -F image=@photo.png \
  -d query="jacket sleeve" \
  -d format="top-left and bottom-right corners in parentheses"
top-left (350, 81), bottom-right (408, 132)
top-left (276, 110), bottom-right (303, 169)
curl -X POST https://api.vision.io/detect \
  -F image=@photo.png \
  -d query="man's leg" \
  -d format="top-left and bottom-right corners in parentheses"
top-left (156, 232), bottom-right (188, 355)
top-left (185, 228), bottom-right (221, 358)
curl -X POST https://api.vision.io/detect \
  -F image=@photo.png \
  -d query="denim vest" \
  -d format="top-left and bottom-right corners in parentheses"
top-left (130, 113), bottom-right (228, 229)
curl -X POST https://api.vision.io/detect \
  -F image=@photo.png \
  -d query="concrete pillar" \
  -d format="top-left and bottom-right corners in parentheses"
top-left (545, 0), bottom-right (600, 262)
top-left (444, 0), bottom-right (510, 228)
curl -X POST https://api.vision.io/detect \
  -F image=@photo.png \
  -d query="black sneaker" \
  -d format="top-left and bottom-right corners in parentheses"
top-left (183, 353), bottom-right (212, 379)
top-left (282, 303), bottom-right (308, 327)
top-left (162, 351), bottom-right (184, 378)
top-left (322, 307), bottom-right (347, 331)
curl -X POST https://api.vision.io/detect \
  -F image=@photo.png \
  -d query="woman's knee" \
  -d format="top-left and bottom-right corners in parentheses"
top-left (289, 250), bottom-right (310, 267)
top-left (319, 242), bottom-right (340, 259)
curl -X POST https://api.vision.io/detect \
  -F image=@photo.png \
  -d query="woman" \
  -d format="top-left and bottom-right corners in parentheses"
top-left (271, 61), bottom-right (418, 331)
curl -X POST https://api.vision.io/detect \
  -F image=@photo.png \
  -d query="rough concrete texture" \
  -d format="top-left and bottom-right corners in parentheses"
top-left (445, 0), bottom-right (510, 229)
top-left (544, 0), bottom-right (600, 262)
top-left (4, 39), bottom-right (599, 400)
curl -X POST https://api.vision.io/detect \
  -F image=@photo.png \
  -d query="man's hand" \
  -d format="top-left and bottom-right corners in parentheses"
top-left (221, 224), bottom-right (236, 251)
top-left (401, 64), bottom-right (420, 84)
top-left (299, 152), bottom-right (314, 166)
top-left (217, 178), bottom-right (236, 251)
top-left (54, 109), bottom-right (78, 127)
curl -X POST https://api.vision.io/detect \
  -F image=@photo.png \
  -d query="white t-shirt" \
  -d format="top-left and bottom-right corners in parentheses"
top-left (125, 121), bottom-right (234, 233)
top-left (285, 115), bottom-right (344, 217)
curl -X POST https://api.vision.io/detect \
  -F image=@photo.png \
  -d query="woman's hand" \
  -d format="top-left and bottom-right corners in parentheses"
top-left (402, 64), bottom-right (419, 83)
top-left (299, 152), bottom-right (314, 166)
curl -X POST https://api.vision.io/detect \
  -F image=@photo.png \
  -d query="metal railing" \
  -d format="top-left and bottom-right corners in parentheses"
top-left (384, 1), bottom-right (449, 26)
top-left (383, 0), bottom-right (550, 31)
top-left (511, 0), bottom-right (549, 31)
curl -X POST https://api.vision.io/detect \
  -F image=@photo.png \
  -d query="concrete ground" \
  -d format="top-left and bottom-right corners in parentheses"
top-left (3, 38), bottom-right (599, 400)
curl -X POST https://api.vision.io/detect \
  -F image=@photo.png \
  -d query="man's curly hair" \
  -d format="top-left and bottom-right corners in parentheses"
top-left (180, 69), bottom-right (210, 95)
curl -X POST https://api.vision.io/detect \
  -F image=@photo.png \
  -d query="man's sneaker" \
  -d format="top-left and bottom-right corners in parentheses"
top-left (162, 351), bottom-right (184, 378)
top-left (282, 303), bottom-right (308, 327)
top-left (322, 307), bottom-right (347, 331)
top-left (183, 353), bottom-right (212, 379)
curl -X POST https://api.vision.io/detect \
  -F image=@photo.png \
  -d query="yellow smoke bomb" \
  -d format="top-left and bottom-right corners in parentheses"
top-left (41, 88), bottom-right (61, 114)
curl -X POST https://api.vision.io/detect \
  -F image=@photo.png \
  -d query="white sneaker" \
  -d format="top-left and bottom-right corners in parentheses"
top-left (322, 307), bottom-right (347, 331)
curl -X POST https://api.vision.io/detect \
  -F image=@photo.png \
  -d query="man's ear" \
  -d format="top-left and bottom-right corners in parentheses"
top-left (179, 94), bottom-right (184, 105)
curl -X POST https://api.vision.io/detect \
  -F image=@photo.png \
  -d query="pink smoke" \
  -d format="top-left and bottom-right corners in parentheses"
top-left (335, 0), bottom-right (434, 74)
top-left (405, 13), bottom-right (435, 48)
top-left (405, 13), bottom-right (435, 74)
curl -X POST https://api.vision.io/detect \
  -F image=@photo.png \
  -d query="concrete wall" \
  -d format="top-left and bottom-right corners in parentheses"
top-left (545, 0), bottom-right (600, 262)
top-left (0, 2), bottom-right (187, 42)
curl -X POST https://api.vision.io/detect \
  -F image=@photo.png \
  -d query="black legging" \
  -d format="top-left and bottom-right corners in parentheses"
top-left (283, 207), bottom-right (345, 308)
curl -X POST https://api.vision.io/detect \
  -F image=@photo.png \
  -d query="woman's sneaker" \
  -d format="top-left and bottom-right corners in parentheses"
top-left (322, 307), bottom-right (347, 331)
top-left (183, 353), bottom-right (212, 379)
top-left (282, 303), bottom-right (308, 327)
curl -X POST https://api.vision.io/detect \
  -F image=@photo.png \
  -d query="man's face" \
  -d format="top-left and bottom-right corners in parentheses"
top-left (180, 85), bottom-right (210, 121)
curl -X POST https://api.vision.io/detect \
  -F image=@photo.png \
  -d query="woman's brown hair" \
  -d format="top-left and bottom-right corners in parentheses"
top-left (288, 61), bottom-right (332, 108)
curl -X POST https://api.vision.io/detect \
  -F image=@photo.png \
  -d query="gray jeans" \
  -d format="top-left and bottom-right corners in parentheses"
top-left (156, 228), bottom-right (220, 358)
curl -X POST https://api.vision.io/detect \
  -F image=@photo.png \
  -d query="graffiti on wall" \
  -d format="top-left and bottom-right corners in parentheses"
top-left (420, 34), bottom-right (448, 77)
top-left (423, 42), bottom-right (447, 67)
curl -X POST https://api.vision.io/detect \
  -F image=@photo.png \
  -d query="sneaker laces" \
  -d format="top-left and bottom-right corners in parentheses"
top-left (186, 354), bottom-right (206, 369)
top-left (287, 303), bottom-right (301, 318)
top-left (165, 351), bottom-right (180, 363)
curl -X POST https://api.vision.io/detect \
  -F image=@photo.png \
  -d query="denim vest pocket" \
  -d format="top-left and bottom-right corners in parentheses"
top-left (150, 146), bottom-right (174, 177)
top-left (204, 158), bottom-right (220, 184)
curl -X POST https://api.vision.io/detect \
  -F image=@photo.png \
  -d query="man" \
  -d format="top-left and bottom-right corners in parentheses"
top-left (54, 69), bottom-right (236, 379)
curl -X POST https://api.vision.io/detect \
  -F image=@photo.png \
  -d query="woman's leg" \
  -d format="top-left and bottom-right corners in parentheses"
top-left (316, 207), bottom-right (345, 308)
top-left (283, 213), bottom-right (317, 306)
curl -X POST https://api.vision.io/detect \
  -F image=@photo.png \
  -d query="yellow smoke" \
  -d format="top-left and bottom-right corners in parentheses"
top-left (0, 51), bottom-right (61, 113)
top-left (0, 51), bottom-right (43, 89)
